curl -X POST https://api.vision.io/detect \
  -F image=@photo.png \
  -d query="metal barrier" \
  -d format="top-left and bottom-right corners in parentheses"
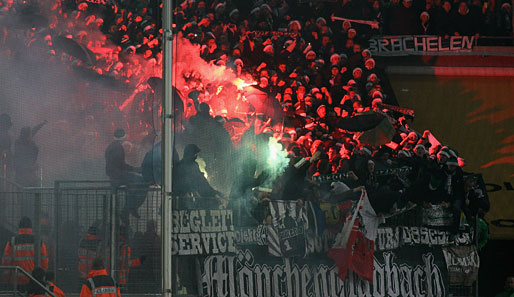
top-left (0, 266), bottom-right (56, 297)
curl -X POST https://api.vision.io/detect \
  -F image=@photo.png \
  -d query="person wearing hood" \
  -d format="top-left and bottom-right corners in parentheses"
top-left (174, 144), bottom-right (223, 207)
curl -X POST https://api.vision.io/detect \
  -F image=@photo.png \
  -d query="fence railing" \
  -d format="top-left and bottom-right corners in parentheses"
top-left (0, 266), bottom-right (57, 297)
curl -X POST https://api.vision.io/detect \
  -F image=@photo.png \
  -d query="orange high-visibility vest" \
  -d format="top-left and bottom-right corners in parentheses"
top-left (1, 228), bottom-right (48, 285)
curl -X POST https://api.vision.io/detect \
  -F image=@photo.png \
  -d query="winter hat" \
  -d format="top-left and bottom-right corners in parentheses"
top-left (316, 17), bottom-right (327, 25)
top-left (114, 128), bottom-right (126, 140)
top-left (360, 145), bottom-right (373, 156)
top-left (250, 7), bottom-right (260, 15)
top-left (398, 149), bottom-right (412, 158)
top-left (348, 28), bottom-right (357, 38)
top-left (367, 73), bottom-right (378, 82)
top-left (347, 79), bottom-right (357, 86)
top-left (372, 90), bottom-right (383, 98)
top-left (261, 4), bottom-right (272, 13)
top-left (263, 44), bottom-right (274, 53)
top-left (372, 98), bottom-right (382, 106)
top-left (437, 148), bottom-right (450, 159)
top-left (330, 53), bottom-right (341, 64)
top-left (343, 20), bottom-right (352, 30)
top-left (229, 9), bottom-right (239, 18)
top-left (234, 58), bottom-right (243, 66)
top-left (446, 157), bottom-right (458, 166)
top-left (289, 20), bottom-right (302, 30)
top-left (365, 58), bottom-right (375, 70)
top-left (352, 67), bottom-right (362, 76)
top-left (415, 143), bottom-right (427, 153)
top-left (305, 50), bottom-right (316, 59)
top-left (317, 104), bottom-right (326, 115)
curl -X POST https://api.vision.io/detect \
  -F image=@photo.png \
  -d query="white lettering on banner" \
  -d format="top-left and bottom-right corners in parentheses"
top-left (234, 225), bottom-right (268, 245)
top-left (414, 37), bottom-right (426, 52)
top-left (375, 226), bottom-right (472, 251)
top-left (426, 36), bottom-right (438, 52)
top-left (202, 250), bottom-right (446, 297)
top-left (171, 210), bottom-right (235, 255)
top-left (368, 39), bottom-right (378, 52)
top-left (369, 36), bottom-right (474, 55)
top-left (403, 36), bottom-right (414, 51)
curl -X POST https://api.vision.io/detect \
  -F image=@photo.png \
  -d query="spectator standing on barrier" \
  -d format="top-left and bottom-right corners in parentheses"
top-left (105, 129), bottom-right (140, 188)
top-left (80, 257), bottom-right (121, 297)
top-left (78, 226), bottom-right (103, 284)
top-left (495, 276), bottom-right (514, 297)
top-left (14, 120), bottom-right (47, 187)
top-left (28, 267), bottom-right (66, 297)
top-left (105, 128), bottom-right (145, 220)
top-left (1, 217), bottom-right (49, 292)
top-left (174, 144), bottom-right (225, 208)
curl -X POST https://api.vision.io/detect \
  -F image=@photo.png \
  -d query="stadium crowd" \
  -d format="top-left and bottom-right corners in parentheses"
top-left (0, 0), bottom-right (501, 296)
top-left (1, 0), bottom-right (495, 227)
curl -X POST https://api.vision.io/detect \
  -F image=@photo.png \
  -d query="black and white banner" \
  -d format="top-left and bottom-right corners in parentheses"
top-left (368, 36), bottom-right (475, 55)
top-left (442, 245), bottom-right (479, 286)
top-left (202, 248), bottom-right (448, 297)
top-left (171, 209), bottom-right (236, 255)
top-left (375, 226), bottom-right (474, 251)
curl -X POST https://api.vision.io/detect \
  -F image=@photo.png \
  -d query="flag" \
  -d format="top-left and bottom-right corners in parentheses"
top-left (355, 116), bottom-right (396, 147)
top-left (328, 190), bottom-right (383, 283)
top-left (267, 200), bottom-right (308, 257)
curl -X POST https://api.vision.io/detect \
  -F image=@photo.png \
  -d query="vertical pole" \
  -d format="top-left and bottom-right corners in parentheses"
top-left (53, 181), bottom-right (60, 281)
top-left (161, 0), bottom-right (174, 295)
top-left (475, 216), bottom-right (479, 297)
top-left (34, 192), bottom-right (41, 267)
top-left (110, 192), bottom-right (117, 278)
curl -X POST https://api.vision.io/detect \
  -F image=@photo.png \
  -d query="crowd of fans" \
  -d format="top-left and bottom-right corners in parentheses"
top-left (0, 1), bottom-right (500, 296)
top-left (1, 0), bottom-right (495, 227)
top-left (154, 0), bottom-right (493, 236)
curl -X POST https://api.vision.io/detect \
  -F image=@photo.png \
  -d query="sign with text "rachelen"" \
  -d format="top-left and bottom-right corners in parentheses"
top-left (368, 36), bottom-right (475, 55)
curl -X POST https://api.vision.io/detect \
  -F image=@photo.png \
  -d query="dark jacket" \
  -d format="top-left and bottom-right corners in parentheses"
top-left (105, 140), bottom-right (136, 181)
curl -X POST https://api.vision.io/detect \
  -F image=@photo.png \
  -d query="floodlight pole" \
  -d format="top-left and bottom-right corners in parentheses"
top-left (161, 0), bottom-right (173, 296)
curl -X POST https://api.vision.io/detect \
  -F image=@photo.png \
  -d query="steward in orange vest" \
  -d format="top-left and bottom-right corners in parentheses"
top-left (1, 217), bottom-right (49, 287)
top-left (80, 257), bottom-right (121, 297)
top-left (78, 226), bottom-right (103, 280)
top-left (117, 226), bottom-right (143, 286)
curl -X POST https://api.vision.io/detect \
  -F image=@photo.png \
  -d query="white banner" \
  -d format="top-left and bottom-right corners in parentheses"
top-left (368, 36), bottom-right (475, 56)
